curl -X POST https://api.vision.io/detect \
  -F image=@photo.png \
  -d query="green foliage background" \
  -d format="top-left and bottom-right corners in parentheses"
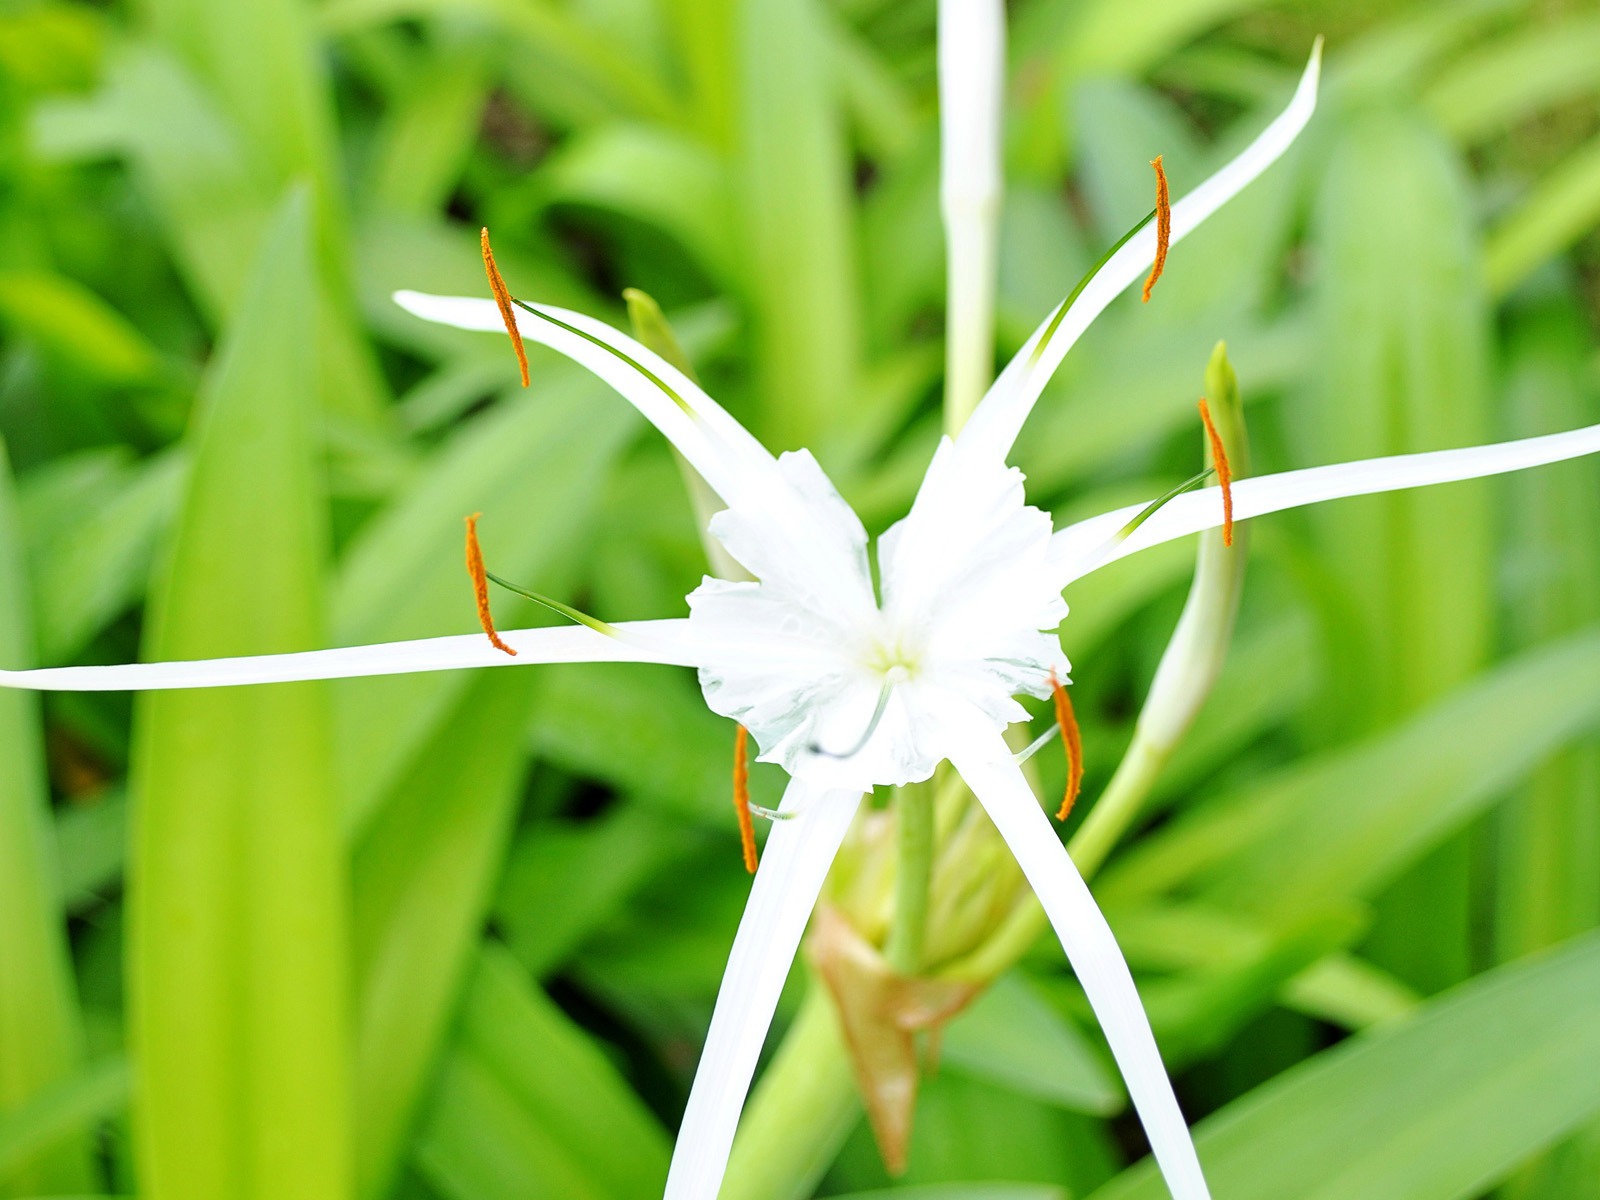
top-left (2, 0), bottom-right (1600, 1197)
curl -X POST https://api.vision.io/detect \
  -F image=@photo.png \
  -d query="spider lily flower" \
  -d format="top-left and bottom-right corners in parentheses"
top-left (8, 43), bottom-right (1600, 1200)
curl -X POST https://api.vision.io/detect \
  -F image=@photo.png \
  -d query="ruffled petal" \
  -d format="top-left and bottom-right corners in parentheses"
top-left (0, 619), bottom-right (702, 691)
top-left (1051, 421), bottom-right (1600, 586)
top-left (957, 42), bottom-right (1322, 463)
top-left (942, 714), bottom-right (1210, 1200)
top-left (394, 290), bottom-right (772, 505)
top-left (664, 782), bottom-right (863, 1200)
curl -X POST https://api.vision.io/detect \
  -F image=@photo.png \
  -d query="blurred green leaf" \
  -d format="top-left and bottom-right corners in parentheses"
top-left (0, 272), bottom-right (161, 384)
top-left (19, 449), bottom-right (183, 663)
top-left (1089, 932), bottom-right (1600, 1200)
top-left (1485, 132), bottom-right (1600, 299)
top-left (736, 0), bottom-right (862, 446)
top-left (330, 366), bottom-right (631, 833)
top-left (1106, 629), bottom-right (1600, 918)
top-left (1424, 14), bottom-right (1600, 143)
top-left (321, 0), bottom-right (682, 127)
top-left (1303, 104), bottom-right (1494, 993)
top-left (414, 944), bottom-right (670, 1199)
top-left (127, 188), bottom-right (349, 1200)
top-left (350, 669), bottom-right (534, 1200)
top-left (941, 973), bottom-right (1122, 1114)
top-left (0, 1058), bottom-right (127, 1186)
top-left (0, 438), bottom-right (93, 1194)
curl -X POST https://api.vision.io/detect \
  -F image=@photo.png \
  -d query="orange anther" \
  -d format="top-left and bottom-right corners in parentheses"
top-left (1197, 397), bottom-right (1234, 547)
top-left (480, 226), bottom-right (530, 387)
top-left (465, 513), bottom-right (517, 656)
top-left (733, 724), bottom-right (758, 874)
top-left (1049, 671), bottom-right (1084, 822)
top-left (1141, 155), bottom-right (1171, 304)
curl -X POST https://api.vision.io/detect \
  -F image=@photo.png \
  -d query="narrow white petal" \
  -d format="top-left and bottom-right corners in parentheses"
top-left (942, 716), bottom-right (1210, 1200)
top-left (664, 782), bottom-right (862, 1200)
top-left (938, 0), bottom-right (1006, 426)
top-left (0, 619), bottom-right (702, 691)
top-left (957, 42), bottom-right (1322, 462)
top-left (1052, 421), bottom-right (1600, 586)
top-left (393, 290), bottom-right (771, 504)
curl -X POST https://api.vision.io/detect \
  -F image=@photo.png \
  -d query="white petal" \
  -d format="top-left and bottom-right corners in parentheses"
top-left (938, 0), bottom-right (1005, 424)
top-left (393, 290), bottom-right (772, 505)
top-left (664, 782), bottom-right (862, 1200)
top-left (0, 619), bottom-right (702, 691)
top-left (957, 41), bottom-right (1322, 462)
top-left (1051, 421), bottom-right (1600, 586)
top-left (941, 714), bottom-right (1210, 1200)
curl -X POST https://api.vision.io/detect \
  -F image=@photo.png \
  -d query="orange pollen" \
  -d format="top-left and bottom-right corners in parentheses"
top-left (480, 227), bottom-right (530, 388)
top-left (1197, 397), bottom-right (1235, 547)
top-left (1050, 671), bottom-right (1084, 822)
top-left (1141, 155), bottom-right (1171, 304)
top-left (464, 513), bottom-right (517, 657)
top-left (733, 725), bottom-right (758, 874)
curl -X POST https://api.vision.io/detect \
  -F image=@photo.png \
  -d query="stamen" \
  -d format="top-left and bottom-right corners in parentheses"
top-left (1197, 396), bottom-right (1235, 547)
top-left (1141, 155), bottom-right (1171, 303)
top-left (809, 680), bottom-right (895, 760)
top-left (464, 513), bottom-right (517, 657)
top-left (1049, 671), bottom-right (1083, 822)
top-left (733, 725), bottom-right (758, 874)
top-left (480, 227), bottom-right (530, 388)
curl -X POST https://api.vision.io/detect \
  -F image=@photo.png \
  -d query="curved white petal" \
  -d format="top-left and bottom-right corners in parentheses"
top-left (1051, 421), bottom-right (1600, 586)
top-left (942, 714), bottom-right (1210, 1200)
top-left (394, 290), bottom-right (772, 505)
top-left (0, 619), bottom-right (702, 691)
top-left (664, 782), bottom-right (862, 1200)
top-left (957, 41), bottom-right (1322, 463)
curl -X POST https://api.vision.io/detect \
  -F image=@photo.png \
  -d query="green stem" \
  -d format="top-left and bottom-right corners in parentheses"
top-left (1068, 737), bottom-right (1168, 880)
top-left (719, 985), bottom-right (860, 1200)
top-left (884, 784), bottom-right (935, 973)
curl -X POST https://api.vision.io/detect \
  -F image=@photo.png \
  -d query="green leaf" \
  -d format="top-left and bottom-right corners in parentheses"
top-left (53, 790), bottom-right (127, 917)
top-left (1104, 629), bottom-right (1600, 921)
top-left (941, 973), bottom-right (1122, 1115)
top-left (127, 188), bottom-right (349, 1200)
top-left (540, 124), bottom-right (736, 287)
top-left (0, 1058), bottom-right (128, 1186)
top-left (330, 365), bottom-right (632, 833)
top-left (0, 271), bottom-right (162, 384)
top-left (320, 0), bottom-right (682, 128)
top-left (0, 438), bottom-right (93, 1193)
top-left (1485, 131), bottom-right (1600, 299)
top-left (414, 944), bottom-right (671, 1200)
top-left (735, 0), bottom-right (861, 446)
top-left (1088, 932), bottom-right (1600, 1200)
top-left (19, 449), bottom-right (184, 664)
top-left (1423, 14), bottom-right (1600, 144)
top-left (350, 669), bottom-right (534, 1200)
top-left (1302, 105), bottom-right (1495, 993)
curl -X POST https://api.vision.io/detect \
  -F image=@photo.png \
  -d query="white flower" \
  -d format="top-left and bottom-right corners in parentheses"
top-left (12, 39), bottom-right (1600, 1200)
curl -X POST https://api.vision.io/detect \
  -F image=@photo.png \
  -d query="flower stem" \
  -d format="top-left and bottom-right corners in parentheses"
top-left (885, 784), bottom-right (935, 973)
top-left (720, 984), bottom-right (860, 1200)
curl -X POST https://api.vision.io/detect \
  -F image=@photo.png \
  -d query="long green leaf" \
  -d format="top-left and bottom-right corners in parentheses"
top-left (735, 0), bottom-right (861, 446)
top-left (1303, 105), bottom-right (1494, 993)
top-left (128, 189), bottom-right (349, 1200)
top-left (1089, 933), bottom-right (1600, 1200)
top-left (0, 438), bottom-right (93, 1194)
top-left (414, 944), bottom-right (671, 1199)
top-left (350, 669), bottom-right (534, 1200)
